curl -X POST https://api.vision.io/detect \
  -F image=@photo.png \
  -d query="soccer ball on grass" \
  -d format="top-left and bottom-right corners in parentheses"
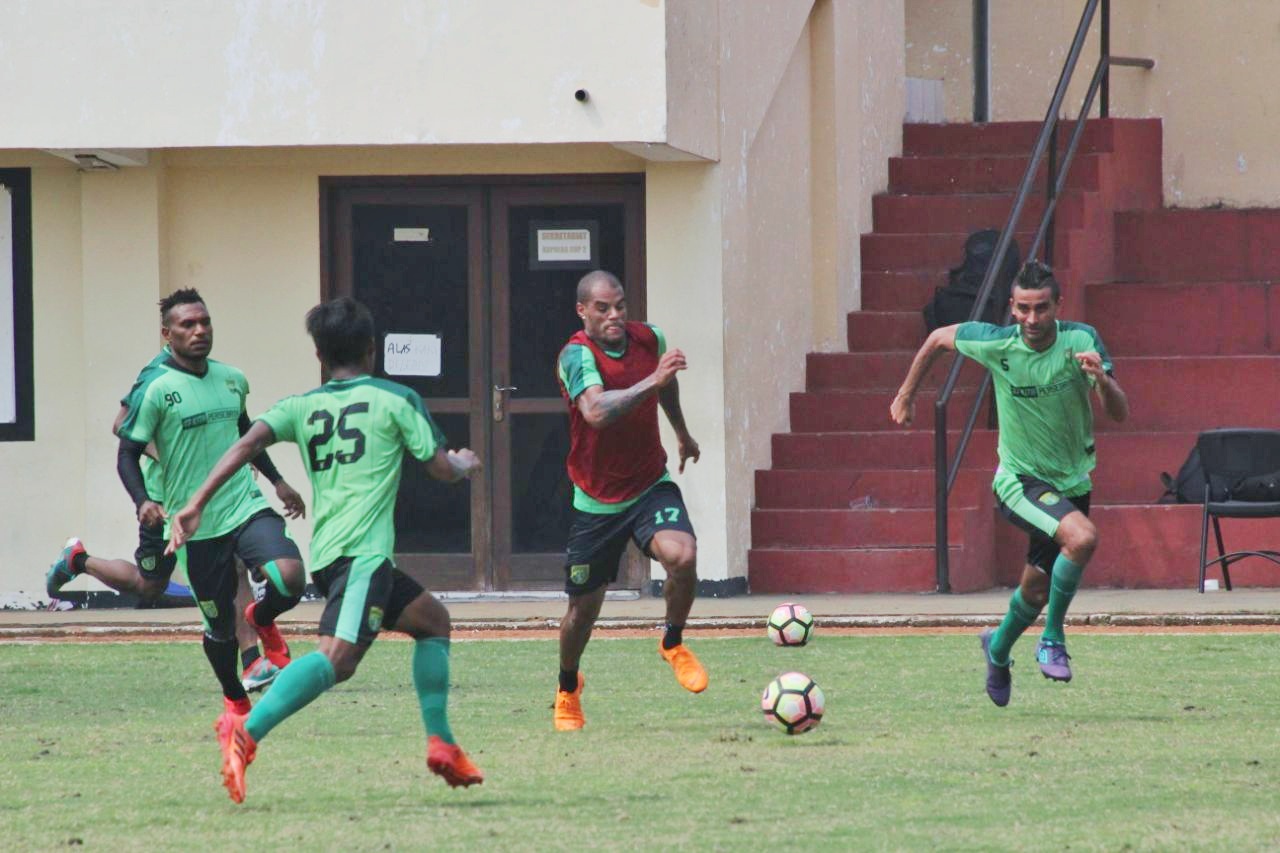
top-left (766, 602), bottom-right (814, 646)
top-left (761, 671), bottom-right (825, 735)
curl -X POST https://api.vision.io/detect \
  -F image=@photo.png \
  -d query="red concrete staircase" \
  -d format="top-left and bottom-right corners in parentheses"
top-left (749, 118), bottom-right (1280, 593)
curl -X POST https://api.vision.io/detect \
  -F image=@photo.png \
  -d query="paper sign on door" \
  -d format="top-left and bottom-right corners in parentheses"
top-left (384, 333), bottom-right (442, 377)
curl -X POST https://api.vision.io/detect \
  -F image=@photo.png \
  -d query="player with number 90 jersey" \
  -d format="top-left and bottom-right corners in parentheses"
top-left (256, 377), bottom-right (446, 570)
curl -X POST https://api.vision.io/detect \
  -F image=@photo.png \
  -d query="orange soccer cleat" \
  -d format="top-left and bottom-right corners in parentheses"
top-left (658, 641), bottom-right (709, 693)
top-left (245, 601), bottom-right (292, 669)
top-left (426, 736), bottom-right (485, 788)
top-left (215, 712), bottom-right (257, 804)
top-left (553, 672), bottom-right (586, 731)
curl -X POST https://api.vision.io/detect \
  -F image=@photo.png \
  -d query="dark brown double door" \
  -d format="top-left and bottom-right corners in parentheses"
top-left (322, 177), bottom-right (646, 591)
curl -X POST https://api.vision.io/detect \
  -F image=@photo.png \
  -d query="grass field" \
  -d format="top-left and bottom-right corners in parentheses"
top-left (4, 632), bottom-right (1280, 851)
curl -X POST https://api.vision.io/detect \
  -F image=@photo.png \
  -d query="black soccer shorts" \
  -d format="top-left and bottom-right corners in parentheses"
top-left (563, 481), bottom-right (696, 595)
top-left (994, 473), bottom-right (1091, 573)
top-left (312, 556), bottom-right (425, 646)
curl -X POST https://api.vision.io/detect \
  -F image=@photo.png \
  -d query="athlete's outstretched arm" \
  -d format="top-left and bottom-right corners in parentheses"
top-left (425, 447), bottom-right (483, 483)
top-left (167, 420), bottom-right (279, 553)
top-left (238, 411), bottom-right (305, 518)
top-left (1076, 352), bottom-right (1129, 423)
top-left (658, 378), bottom-right (700, 473)
top-left (577, 348), bottom-right (687, 429)
top-left (890, 325), bottom-right (960, 426)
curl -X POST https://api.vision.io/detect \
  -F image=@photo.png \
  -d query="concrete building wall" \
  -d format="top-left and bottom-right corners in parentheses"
top-left (905, 0), bottom-right (1280, 206)
top-left (0, 1), bottom-right (670, 148)
top-left (715, 0), bottom-right (904, 580)
top-left (0, 0), bottom-right (908, 598)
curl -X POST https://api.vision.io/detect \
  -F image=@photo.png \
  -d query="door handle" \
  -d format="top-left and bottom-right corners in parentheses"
top-left (492, 385), bottom-right (518, 422)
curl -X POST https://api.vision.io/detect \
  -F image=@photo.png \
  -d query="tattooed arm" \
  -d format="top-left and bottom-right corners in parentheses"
top-left (576, 348), bottom-right (688, 429)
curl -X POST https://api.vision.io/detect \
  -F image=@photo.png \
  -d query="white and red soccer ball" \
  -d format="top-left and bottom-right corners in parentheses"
top-left (766, 602), bottom-right (815, 647)
top-left (761, 671), bottom-right (825, 735)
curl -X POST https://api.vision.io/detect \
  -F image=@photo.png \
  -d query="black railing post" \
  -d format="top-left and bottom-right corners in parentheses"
top-left (973, 0), bottom-right (990, 122)
top-left (935, 401), bottom-right (950, 593)
top-left (1045, 118), bottom-right (1057, 265)
top-left (1101, 0), bottom-right (1111, 117)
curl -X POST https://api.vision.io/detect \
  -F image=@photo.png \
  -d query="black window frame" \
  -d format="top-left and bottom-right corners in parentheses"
top-left (0, 168), bottom-right (33, 442)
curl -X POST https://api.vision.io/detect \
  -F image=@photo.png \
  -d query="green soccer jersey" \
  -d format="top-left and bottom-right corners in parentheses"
top-left (121, 350), bottom-right (171, 503)
top-left (119, 356), bottom-right (270, 540)
top-left (257, 375), bottom-right (446, 570)
top-left (954, 320), bottom-right (1113, 495)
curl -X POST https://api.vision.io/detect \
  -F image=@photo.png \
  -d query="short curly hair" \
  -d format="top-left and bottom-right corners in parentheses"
top-left (158, 288), bottom-right (206, 324)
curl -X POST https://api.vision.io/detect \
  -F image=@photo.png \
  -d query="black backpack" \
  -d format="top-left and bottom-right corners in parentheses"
top-left (1158, 447), bottom-right (1206, 504)
top-left (923, 229), bottom-right (1021, 331)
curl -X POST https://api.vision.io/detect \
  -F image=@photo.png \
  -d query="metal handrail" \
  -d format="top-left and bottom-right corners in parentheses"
top-left (931, 0), bottom-right (1152, 592)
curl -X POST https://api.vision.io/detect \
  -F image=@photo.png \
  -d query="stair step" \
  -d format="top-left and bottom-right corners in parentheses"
top-left (861, 271), bottom-right (943, 312)
top-left (1115, 209), bottom-right (1280, 282)
top-left (806, 351), bottom-right (987, 391)
top-left (861, 230), bottom-right (1070, 272)
top-left (789, 388), bottom-right (988, 432)
top-left (772, 429), bottom-right (998, 468)
top-left (903, 120), bottom-right (1118, 157)
top-left (871, 191), bottom-right (1086, 234)
top-left (888, 153), bottom-right (1103, 194)
top-left (754, 468), bottom-right (986, 509)
top-left (1087, 280), bottom-right (1280, 357)
top-left (846, 310), bottom-right (926, 352)
top-left (1089, 503), bottom-right (1280, 589)
top-left (747, 547), bottom-right (945, 594)
top-left (752, 507), bottom-right (966, 548)
top-left (1097, 356), bottom-right (1280, 432)
top-left (766, 430), bottom-right (1196, 503)
top-left (1091, 431), bottom-right (1198, 504)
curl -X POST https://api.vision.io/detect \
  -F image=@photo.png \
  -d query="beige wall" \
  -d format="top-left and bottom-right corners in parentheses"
top-left (0, 146), bottom-right (649, 598)
top-left (1, 0), bottom-right (909, 596)
top-left (646, 164), bottom-right (727, 581)
top-left (905, 0), bottom-right (1280, 206)
top-left (0, 1), bottom-right (668, 149)
top-left (714, 0), bottom-right (904, 580)
top-left (0, 155), bottom-right (85, 600)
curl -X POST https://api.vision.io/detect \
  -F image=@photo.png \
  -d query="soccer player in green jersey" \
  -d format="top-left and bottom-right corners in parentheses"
top-left (167, 296), bottom-right (485, 803)
top-left (891, 262), bottom-right (1129, 706)
top-left (101, 291), bottom-right (309, 721)
top-left (44, 354), bottom-right (285, 692)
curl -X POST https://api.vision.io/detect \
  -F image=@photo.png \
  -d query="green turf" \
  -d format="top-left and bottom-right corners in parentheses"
top-left (3, 633), bottom-right (1280, 851)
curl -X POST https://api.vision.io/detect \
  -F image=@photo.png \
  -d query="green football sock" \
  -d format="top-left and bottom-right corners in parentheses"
top-left (414, 637), bottom-right (455, 745)
top-left (988, 588), bottom-right (1041, 666)
top-left (1041, 554), bottom-right (1084, 646)
top-left (245, 652), bottom-right (335, 742)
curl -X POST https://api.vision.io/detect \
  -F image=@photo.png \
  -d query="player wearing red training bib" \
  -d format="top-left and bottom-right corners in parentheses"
top-left (552, 270), bottom-right (705, 732)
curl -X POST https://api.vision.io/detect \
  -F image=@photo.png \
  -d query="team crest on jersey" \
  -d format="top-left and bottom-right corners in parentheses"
top-left (1039, 491), bottom-right (1060, 505)
top-left (570, 564), bottom-right (590, 585)
top-left (199, 600), bottom-right (219, 619)
top-left (368, 606), bottom-right (384, 633)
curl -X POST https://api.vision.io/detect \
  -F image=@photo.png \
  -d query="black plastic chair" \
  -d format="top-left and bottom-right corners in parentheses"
top-left (1196, 429), bottom-right (1280, 592)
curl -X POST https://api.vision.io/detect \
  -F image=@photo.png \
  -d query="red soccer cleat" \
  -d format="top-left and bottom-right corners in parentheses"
top-left (216, 712), bottom-right (257, 804)
top-left (245, 601), bottom-right (292, 669)
top-left (426, 736), bottom-right (484, 788)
